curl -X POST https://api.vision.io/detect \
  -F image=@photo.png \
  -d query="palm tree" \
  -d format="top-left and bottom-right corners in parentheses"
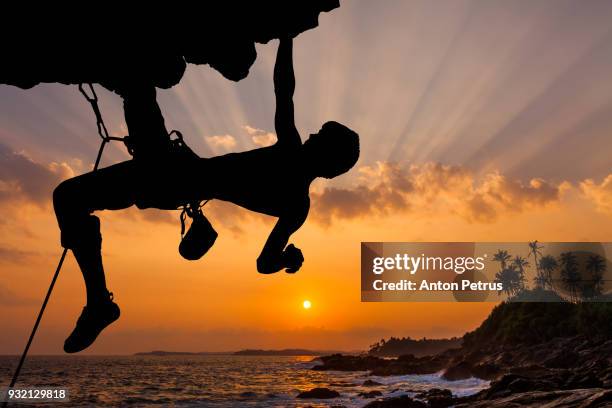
top-left (369, 341), bottom-right (381, 352)
top-left (512, 256), bottom-right (529, 289)
top-left (560, 252), bottom-right (580, 302)
top-left (494, 266), bottom-right (523, 298)
top-left (537, 255), bottom-right (558, 290)
top-left (586, 254), bottom-right (606, 297)
top-left (493, 250), bottom-right (512, 269)
top-left (493, 250), bottom-right (525, 298)
top-left (528, 241), bottom-right (543, 288)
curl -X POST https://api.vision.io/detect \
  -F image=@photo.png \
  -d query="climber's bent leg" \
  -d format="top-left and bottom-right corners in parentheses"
top-left (53, 161), bottom-right (137, 353)
top-left (54, 161), bottom-right (137, 305)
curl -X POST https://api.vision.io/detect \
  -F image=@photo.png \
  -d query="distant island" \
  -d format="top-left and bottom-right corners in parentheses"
top-left (134, 351), bottom-right (229, 356)
top-left (135, 349), bottom-right (345, 356)
top-left (233, 349), bottom-right (342, 356)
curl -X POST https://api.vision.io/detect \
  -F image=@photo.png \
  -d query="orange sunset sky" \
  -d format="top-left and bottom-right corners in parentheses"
top-left (1, 0), bottom-right (612, 354)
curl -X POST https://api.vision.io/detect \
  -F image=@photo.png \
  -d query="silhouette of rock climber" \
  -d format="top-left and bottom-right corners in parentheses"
top-left (53, 37), bottom-right (360, 353)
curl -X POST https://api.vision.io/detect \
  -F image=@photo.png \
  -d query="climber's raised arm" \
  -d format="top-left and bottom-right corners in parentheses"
top-left (274, 37), bottom-right (301, 148)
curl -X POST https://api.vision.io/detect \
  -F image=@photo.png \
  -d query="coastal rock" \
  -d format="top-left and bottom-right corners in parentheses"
top-left (415, 388), bottom-right (454, 408)
top-left (314, 353), bottom-right (450, 376)
top-left (543, 349), bottom-right (580, 369)
top-left (441, 361), bottom-right (472, 381)
top-left (442, 357), bottom-right (505, 381)
top-left (363, 395), bottom-right (427, 408)
top-left (471, 362), bottom-right (501, 380)
top-left (296, 387), bottom-right (340, 399)
top-left (564, 373), bottom-right (603, 389)
top-left (455, 388), bottom-right (612, 408)
top-left (362, 379), bottom-right (383, 386)
top-left (469, 373), bottom-right (564, 401)
top-left (359, 390), bottom-right (383, 398)
top-left (313, 354), bottom-right (387, 372)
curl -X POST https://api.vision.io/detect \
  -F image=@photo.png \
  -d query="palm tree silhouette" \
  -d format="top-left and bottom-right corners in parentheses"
top-left (512, 256), bottom-right (529, 289)
top-left (492, 250), bottom-right (524, 297)
top-left (494, 266), bottom-right (523, 297)
top-left (585, 254), bottom-right (606, 297)
top-left (537, 255), bottom-right (558, 290)
top-left (560, 252), bottom-right (580, 302)
top-left (493, 250), bottom-right (512, 269)
top-left (528, 241), bottom-right (543, 288)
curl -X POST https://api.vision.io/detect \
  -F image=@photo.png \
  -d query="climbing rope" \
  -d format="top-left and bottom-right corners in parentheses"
top-left (3, 84), bottom-right (121, 407)
top-left (4, 85), bottom-right (205, 405)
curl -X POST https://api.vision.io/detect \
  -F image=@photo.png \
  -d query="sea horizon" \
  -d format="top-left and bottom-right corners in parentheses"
top-left (0, 348), bottom-right (362, 357)
top-left (0, 354), bottom-right (489, 407)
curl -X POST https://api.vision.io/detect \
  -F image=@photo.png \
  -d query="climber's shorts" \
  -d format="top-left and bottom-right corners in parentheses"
top-left (53, 157), bottom-right (210, 249)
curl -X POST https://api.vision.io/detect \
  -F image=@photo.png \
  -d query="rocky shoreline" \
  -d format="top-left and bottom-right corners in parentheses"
top-left (305, 302), bottom-right (612, 407)
top-left (300, 335), bottom-right (611, 406)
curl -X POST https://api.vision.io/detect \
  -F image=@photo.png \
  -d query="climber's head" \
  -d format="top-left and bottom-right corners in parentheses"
top-left (304, 121), bottom-right (360, 179)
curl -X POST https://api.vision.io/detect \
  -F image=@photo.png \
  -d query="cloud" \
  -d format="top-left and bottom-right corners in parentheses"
top-left (110, 123), bottom-right (129, 138)
top-left (123, 208), bottom-right (177, 225)
top-left (205, 134), bottom-right (237, 151)
top-left (0, 284), bottom-right (36, 307)
top-left (580, 174), bottom-right (612, 215)
top-left (139, 208), bottom-right (177, 224)
top-left (116, 202), bottom-right (269, 236)
top-left (242, 125), bottom-right (277, 147)
top-left (203, 200), bottom-right (271, 236)
top-left (117, 161), bottom-right (574, 232)
top-left (0, 143), bottom-right (74, 206)
top-left (311, 162), bottom-right (569, 225)
top-left (0, 245), bottom-right (39, 263)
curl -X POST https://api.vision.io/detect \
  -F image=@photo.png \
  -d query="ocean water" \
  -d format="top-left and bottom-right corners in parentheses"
top-left (0, 355), bottom-right (488, 407)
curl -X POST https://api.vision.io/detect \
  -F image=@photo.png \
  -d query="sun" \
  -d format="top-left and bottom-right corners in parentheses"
top-left (302, 300), bottom-right (312, 309)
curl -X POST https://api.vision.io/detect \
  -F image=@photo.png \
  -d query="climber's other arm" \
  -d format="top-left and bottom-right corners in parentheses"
top-left (257, 200), bottom-right (309, 274)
